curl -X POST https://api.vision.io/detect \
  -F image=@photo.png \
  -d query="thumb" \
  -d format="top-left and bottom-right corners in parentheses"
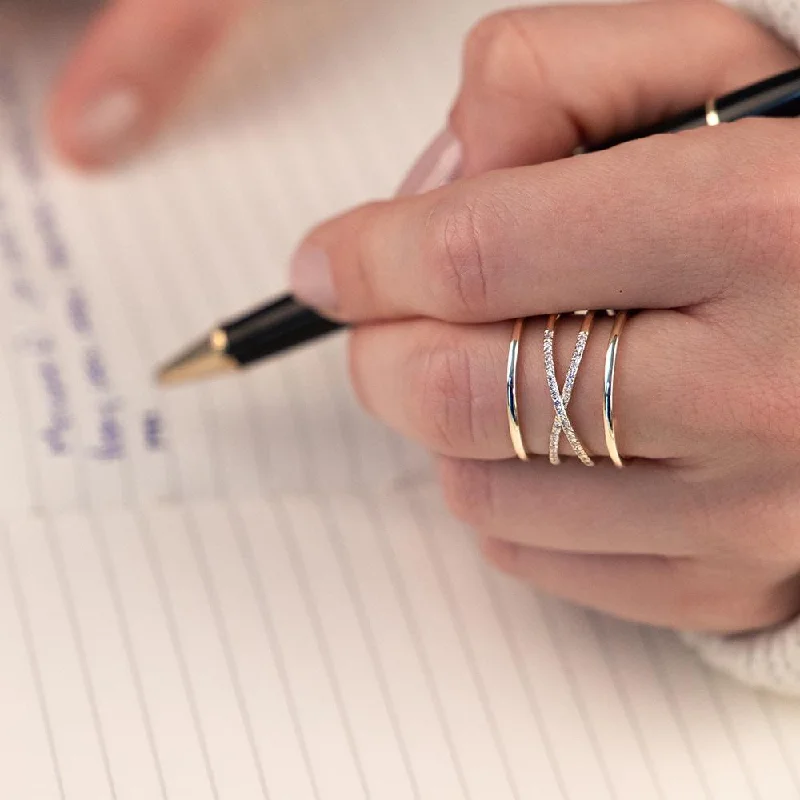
top-left (449, 0), bottom-right (799, 176)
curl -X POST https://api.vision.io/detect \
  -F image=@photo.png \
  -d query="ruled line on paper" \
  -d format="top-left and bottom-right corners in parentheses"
top-left (587, 615), bottom-right (667, 800)
top-left (677, 640), bottom-right (763, 800)
top-left (312, 498), bottom-right (422, 798)
top-left (477, 569), bottom-right (572, 799)
top-left (83, 512), bottom-right (170, 800)
top-left (278, 361), bottom-right (422, 798)
top-left (54, 170), bottom-right (231, 800)
top-left (181, 505), bottom-right (272, 800)
top-left (221, 502), bottom-right (323, 800)
top-left (646, 628), bottom-right (796, 800)
top-left (309, 355), bottom-right (471, 796)
top-left (0, 522), bottom-right (66, 800)
top-left (75, 159), bottom-right (280, 796)
top-left (0, 176), bottom-right (140, 800)
top-left (639, 629), bottom-right (715, 800)
top-left (759, 695), bottom-right (800, 792)
top-left (419, 495), bottom-right (574, 798)
top-left (266, 496), bottom-right (372, 799)
top-left (405, 495), bottom-right (522, 800)
top-left (340, 493), bottom-right (474, 798)
top-left (112, 507), bottom-right (223, 800)
top-left (529, 596), bottom-right (619, 799)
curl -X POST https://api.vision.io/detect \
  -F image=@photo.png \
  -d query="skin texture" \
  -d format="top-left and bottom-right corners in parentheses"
top-left (47, 0), bottom-right (253, 168)
top-left (289, 0), bottom-right (800, 634)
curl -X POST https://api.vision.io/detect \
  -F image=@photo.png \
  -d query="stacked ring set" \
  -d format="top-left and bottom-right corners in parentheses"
top-left (506, 311), bottom-right (629, 467)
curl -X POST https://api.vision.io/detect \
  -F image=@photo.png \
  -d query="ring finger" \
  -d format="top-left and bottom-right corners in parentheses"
top-left (350, 310), bottom-right (720, 462)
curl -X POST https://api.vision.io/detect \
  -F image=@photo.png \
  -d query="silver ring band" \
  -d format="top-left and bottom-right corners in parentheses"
top-left (507, 318), bottom-right (529, 460)
top-left (603, 311), bottom-right (628, 468)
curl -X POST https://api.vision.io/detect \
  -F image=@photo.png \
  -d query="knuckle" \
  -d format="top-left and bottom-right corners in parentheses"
top-left (701, 332), bottom-right (800, 457)
top-left (437, 457), bottom-right (492, 525)
top-left (759, 170), bottom-right (800, 276)
top-left (424, 199), bottom-right (490, 319)
top-left (407, 332), bottom-right (478, 453)
top-left (462, 9), bottom-right (546, 101)
top-left (683, 363), bottom-right (752, 453)
top-left (747, 184), bottom-right (800, 275)
top-left (749, 379), bottom-right (800, 455)
top-left (717, 138), bottom-right (800, 286)
top-left (667, 322), bottom-right (800, 459)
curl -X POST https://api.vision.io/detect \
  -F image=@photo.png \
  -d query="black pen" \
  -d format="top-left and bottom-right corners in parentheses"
top-left (157, 65), bottom-right (800, 386)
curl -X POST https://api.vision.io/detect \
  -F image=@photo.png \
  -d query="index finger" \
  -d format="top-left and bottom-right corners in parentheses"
top-left (451, 1), bottom-right (798, 175)
top-left (290, 119), bottom-right (784, 323)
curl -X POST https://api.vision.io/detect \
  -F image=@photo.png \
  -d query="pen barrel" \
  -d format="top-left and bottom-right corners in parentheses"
top-left (223, 295), bottom-right (343, 366)
top-left (588, 106), bottom-right (705, 151)
top-left (588, 66), bottom-right (800, 152)
top-left (716, 67), bottom-right (800, 122)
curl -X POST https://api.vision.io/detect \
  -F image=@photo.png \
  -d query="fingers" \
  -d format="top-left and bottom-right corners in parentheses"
top-left (349, 309), bottom-right (724, 462)
top-left (291, 0), bottom-right (798, 324)
top-left (49, 0), bottom-right (252, 168)
top-left (438, 457), bottom-right (701, 557)
top-left (480, 540), bottom-right (800, 632)
top-left (291, 119), bottom-right (794, 323)
top-left (450, 1), bottom-right (799, 174)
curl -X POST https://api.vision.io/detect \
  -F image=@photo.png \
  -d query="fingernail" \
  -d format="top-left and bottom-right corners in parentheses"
top-left (397, 129), bottom-right (463, 197)
top-left (290, 244), bottom-right (337, 311)
top-left (68, 86), bottom-right (144, 164)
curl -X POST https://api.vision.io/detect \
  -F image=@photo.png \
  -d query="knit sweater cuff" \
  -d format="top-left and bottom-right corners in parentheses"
top-left (719, 0), bottom-right (800, 50)
top-left (680, 617), bottom-right (800, 696)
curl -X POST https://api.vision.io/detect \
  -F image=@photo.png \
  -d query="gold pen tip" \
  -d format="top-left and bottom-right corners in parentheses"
top-left (156, 330), bottom-right (239, 387)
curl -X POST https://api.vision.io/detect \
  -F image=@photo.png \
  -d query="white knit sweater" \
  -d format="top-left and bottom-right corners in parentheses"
top-left (723, 0), bottom-right (800, 50)
top-left (679, 0), bottom-right (800, 697)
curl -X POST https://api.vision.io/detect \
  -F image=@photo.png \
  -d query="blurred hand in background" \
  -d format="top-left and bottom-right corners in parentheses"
top-left (47, 0), bottom-right (253, 169)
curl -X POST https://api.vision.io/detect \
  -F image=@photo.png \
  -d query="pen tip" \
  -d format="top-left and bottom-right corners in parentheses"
top-left (156, 331), bottom-right (239, 387)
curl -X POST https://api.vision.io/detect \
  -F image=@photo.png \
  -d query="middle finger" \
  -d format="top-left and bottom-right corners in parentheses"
top-left (294, 121), bottom-right (777, 323)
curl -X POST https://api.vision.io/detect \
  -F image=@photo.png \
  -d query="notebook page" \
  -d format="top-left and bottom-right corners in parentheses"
top-left (1, 489), bottom-right (799, 800)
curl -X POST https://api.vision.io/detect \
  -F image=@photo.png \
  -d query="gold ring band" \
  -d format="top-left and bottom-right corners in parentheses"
top-left (506, 318), bottom-right (529, 460)
top-left (705, 98), bottom-right (720, 127)
top-left (603, 311), bottom-right (628, 468)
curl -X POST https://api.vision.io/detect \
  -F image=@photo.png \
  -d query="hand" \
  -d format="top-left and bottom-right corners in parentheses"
top-left (289, 0), bottom-right (800, 633)
top-left (47, 0), bottom-right (252, 168)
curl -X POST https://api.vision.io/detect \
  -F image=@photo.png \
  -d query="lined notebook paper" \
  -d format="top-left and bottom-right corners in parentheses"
top-left (1, 1), bottom-right (799, 798)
